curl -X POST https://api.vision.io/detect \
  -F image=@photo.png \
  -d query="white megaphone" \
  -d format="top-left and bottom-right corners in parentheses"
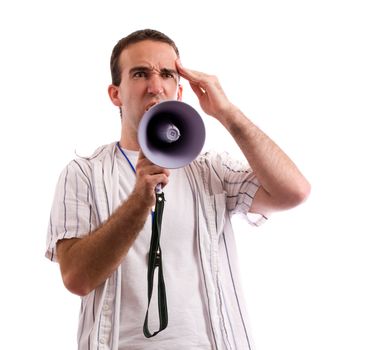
top-left (138, 100), bottom-right (206, 169)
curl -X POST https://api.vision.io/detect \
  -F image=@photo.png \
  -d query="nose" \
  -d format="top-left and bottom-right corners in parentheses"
top-left (147, 74), bottom-right (164, 95)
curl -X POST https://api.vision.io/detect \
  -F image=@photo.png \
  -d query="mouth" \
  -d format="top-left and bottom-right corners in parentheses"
top-left (145, 101), bottom-right (160, 112)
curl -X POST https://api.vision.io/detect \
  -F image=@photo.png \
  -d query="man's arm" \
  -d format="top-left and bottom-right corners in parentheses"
top-left (218, 107), bottom-right (310, 216)
top-left (176, 60), bottom-right (310, 216)
top-left (57, 152), bottom-right (170, 296)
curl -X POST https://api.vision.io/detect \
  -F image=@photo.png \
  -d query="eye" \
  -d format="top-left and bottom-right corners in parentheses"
top-left (160, 69), bottom-right (178, 80)
top-left (132, 71), bottom-right (148, 79)
top-left (161, 72), bottom-right (175, 79)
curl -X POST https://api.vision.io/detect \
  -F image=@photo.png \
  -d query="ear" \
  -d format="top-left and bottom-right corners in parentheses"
top-left (177, 84), bottom-right (183, 101)
top-left (108, 84), bottom-right (122, 107)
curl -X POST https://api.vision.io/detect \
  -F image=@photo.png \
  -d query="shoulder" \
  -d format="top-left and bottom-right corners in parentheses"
top-left (193, 150), bottom-right (250, 173)
top-left (60, 142), bottom-right (117, 181)
top-left (193, 150), bottom-right (224, 168)
top-left (75, 142), bottom-right (117, 163)
top-left (72, 142), bottom-right (117, 167)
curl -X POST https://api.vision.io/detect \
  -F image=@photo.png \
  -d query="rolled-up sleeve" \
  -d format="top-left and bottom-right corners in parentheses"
top-left (45, 161), bottom-right (97, 262)
top-left (208, 152), bottom-right (267, 226)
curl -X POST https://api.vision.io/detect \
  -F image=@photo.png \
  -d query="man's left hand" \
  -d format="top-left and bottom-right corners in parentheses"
top-left (176, 59), bottom-right (236, 120)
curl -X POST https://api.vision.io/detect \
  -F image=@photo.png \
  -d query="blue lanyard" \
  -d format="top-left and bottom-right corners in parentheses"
top-left (116, 141), bottom-right (137, 174)
top-left (116, 142), bottom-right (154, 220)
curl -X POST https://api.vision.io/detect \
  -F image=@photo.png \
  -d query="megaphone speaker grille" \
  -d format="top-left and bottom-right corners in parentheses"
top-left (138, 100), bottom-right (206, 169)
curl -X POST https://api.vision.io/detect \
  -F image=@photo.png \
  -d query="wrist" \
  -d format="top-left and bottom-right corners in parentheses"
top-left (129, 188), bottom-right (156, 209)
top-left (218, 105), bottom-right (245, 129)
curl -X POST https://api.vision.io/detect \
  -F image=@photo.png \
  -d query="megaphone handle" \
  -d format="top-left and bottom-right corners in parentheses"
top-left (155, 183), bottom-right (163, 194)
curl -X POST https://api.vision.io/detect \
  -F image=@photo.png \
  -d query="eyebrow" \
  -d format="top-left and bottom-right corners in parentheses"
top-left (129, 66), bottom-right (150, 76)
top-left (161, 68), bottom-right (179, 76)
top-left (129, 66), bottom-right (178, 76)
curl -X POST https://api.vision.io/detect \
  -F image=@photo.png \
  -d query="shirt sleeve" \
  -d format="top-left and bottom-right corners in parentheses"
top-left (45, 160), bottom-right (98, 262)
top-left (209, 151), bottom-right (268, 226)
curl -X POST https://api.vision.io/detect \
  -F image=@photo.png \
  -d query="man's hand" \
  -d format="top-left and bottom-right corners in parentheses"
top-left (176, 59), bottom-right (236, 120)
top-left (133, 151), bottom-right (170, 207)
top-left (176, 59), bottom-right (310, 216)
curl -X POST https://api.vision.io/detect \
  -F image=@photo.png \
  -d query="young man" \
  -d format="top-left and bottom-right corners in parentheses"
top-left (46, 29), bottom-right (310, 349)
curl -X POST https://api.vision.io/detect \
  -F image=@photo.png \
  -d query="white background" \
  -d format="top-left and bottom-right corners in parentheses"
top-left (1, 0), bottom-right (366, 349)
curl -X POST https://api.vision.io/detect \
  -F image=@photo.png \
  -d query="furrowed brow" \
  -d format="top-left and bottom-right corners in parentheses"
top-left (161, 68), bottom-right (178, 76)
top-left (161, 68), bottom-right (180, 82)
top-left (129, 66), bottom-right (152, 76)
top-left (128, 66), bottom-right (179, 79)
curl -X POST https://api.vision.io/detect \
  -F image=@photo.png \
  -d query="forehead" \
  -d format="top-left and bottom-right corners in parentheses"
top-left (119, 40), bottom-right (178, 73)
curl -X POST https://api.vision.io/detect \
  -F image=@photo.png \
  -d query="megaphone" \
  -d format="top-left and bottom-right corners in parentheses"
top-left (138, 100), bottom-right (206, 169)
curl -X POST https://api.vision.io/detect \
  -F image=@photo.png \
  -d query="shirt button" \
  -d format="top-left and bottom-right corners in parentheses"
top-left (103, 304), bottom-right (109, 311)
top-left (100, 338), bottom-right (105, 344)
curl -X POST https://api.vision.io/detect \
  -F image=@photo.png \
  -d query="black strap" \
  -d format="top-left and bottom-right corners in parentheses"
top-left (143, 191), bottom-right (168, 338)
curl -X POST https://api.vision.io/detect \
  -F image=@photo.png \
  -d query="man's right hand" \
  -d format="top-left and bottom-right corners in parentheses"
top-left (132, 151), bottom-right (170, 207)
top-left (57, 151), bottom-right (170, 296)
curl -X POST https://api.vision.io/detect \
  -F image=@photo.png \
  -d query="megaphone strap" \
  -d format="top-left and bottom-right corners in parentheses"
top-left (143, 192), bottom-right (168, 337)
top-left (116, 142), bottom-right (169, 337)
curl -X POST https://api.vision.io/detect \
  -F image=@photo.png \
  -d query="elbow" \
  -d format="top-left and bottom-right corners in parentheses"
top-left (271, 180), bottom-right (311, 211)
top-left (297, 179), bottom-right (311, 203)
top-left (61, 270), bottom-right (94, 297)
top-left (287, 179), bottom-right (311, 208)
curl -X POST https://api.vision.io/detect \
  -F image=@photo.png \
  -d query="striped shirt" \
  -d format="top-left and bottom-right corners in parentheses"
top-left (46, 142), bottom-right (267, 350)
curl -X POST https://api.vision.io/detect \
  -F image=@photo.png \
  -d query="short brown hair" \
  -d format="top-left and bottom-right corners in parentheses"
top-left (110, 29), bottom-right (180, 86)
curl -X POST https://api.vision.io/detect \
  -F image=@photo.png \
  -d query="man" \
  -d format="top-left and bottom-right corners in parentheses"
top-left (46, 29), bottom-right (310, 349)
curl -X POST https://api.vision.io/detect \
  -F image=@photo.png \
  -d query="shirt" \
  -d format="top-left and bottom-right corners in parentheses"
top-left (46, 142), bottom-right (267, 350)
top-left (115, 148), bottom-right (212, 349)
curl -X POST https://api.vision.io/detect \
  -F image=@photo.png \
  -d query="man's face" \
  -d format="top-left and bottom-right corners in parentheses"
top-left (115, 40), bottom-right (182, 134)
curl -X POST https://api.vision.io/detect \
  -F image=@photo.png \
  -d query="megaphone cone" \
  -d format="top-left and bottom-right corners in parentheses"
top-left (138, 100), bottom-right (206, 169)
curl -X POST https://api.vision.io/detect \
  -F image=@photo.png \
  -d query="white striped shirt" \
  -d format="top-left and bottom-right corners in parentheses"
top-left (46, 142), bottom-right (267, 350)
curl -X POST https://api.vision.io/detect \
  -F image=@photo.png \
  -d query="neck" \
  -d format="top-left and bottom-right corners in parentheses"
top-left (119, 138), bottom-right (140, 151)
top-left (120, 128), bottom-right (140, 151)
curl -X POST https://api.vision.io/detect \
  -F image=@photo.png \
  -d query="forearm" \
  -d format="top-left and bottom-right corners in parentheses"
top-left (57, 152), bottom-right (170, 296)
top-left (58, 191), bottom-right (151, 296)
top-left (176, 61), bottom-right (310, 212)
top-left (220, 107), bottom-right (311, 210)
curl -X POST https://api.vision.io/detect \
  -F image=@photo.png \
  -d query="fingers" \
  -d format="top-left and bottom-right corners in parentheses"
top-left (176, 59), bottom-right (233, 118)
top-left (176, 60), bottom-right (211, 102)
top-left (176, 58), bottom-right (224, 98)
top-left (137, 151), bottom-right (170, 178)
top-left (135, 151), bottom-right (170, 200)
top-left (176, 59), bottom-right (211, 88)
top-left (189, 81), bottom-right (207, 98)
